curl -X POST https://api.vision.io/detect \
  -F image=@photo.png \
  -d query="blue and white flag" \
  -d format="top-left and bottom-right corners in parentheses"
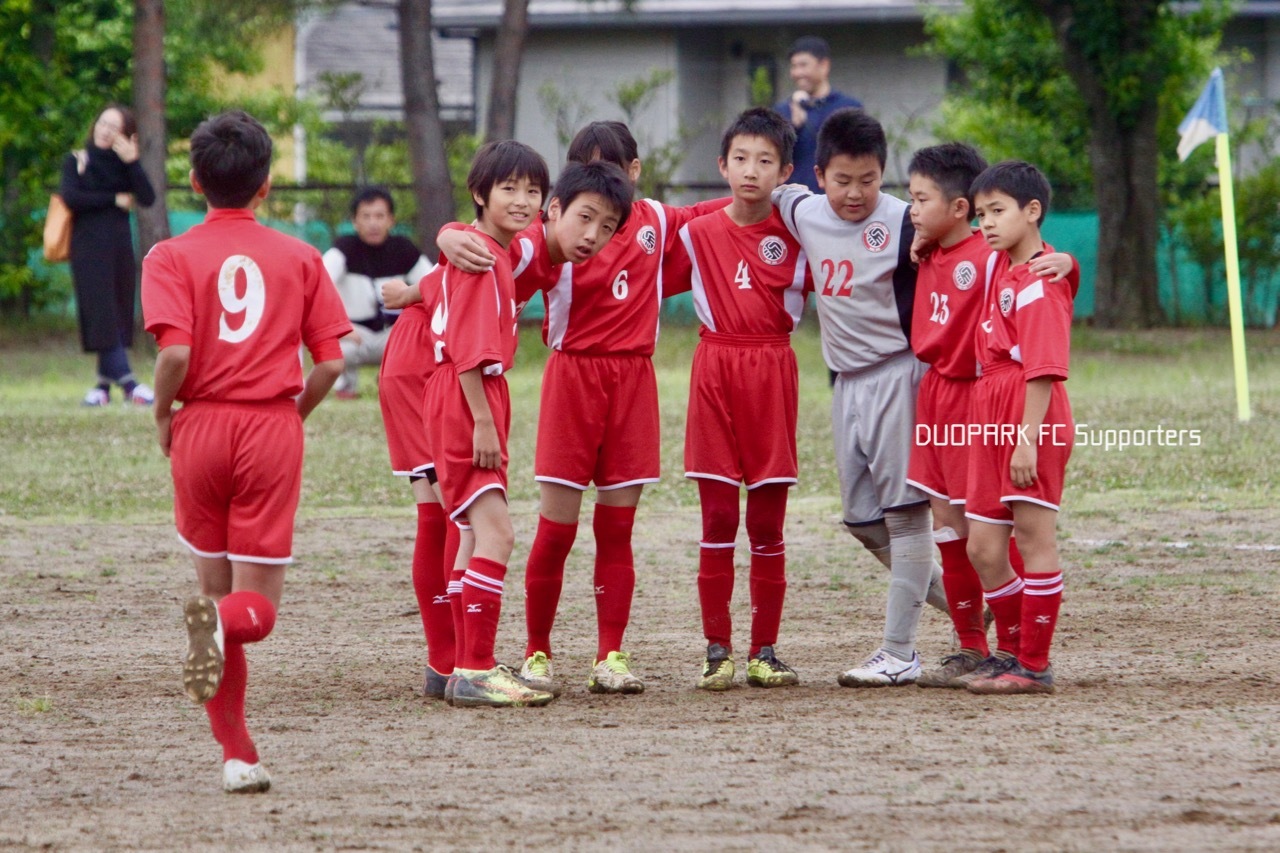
top-left (1177, 68), bottom-right (1228, 162)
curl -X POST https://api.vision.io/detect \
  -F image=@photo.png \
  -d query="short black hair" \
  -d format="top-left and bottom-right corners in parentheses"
top-left (351, 185), bottom-right (394, 217)
top-left (551, 161), bottom-right (633, 232)
top-left (467, 140), bottom-right (551, 220)
top-left (719, 107), bottom-right (797, 167)
top-left (971, 160), bottom-right (1053, 226)
top-left (908, 143), bottom-right (989, 220)
top-left (190, 110), bottom-right (273, 209)
top-left (815, 108), bottom-right (884, 172)
top-left (788, 36), bottom-right (830, 61)
top-left (566, 121), bottom-right (639, 171)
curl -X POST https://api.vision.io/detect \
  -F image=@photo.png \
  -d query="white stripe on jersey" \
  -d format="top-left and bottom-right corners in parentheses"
top-left (680, 225), bottom-right (716, 332)
top-left (1016, 279), bottom-right (1045, 310)
top-left (513, 235), bottom-right (536, 280)
top-left (544, 262), bottom-right (574, 350)
top-left (645, 199), bottom-right (668, 344)
top-left (1009, 343), bottom-right (1023, 363)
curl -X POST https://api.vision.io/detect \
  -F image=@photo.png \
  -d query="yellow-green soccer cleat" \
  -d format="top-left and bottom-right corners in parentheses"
top-left (518, 651), bottom-right (562, 696)
top-left (450, 664), bottom-right (555, 708)
top-left (746, 646), bottom-right (800, 688)
top-left (697, 643), bottom-right (736, 691)
top-left (587, 651), bottom-right (645, 694)
top-left (183, 595), bottom-right (224, 704)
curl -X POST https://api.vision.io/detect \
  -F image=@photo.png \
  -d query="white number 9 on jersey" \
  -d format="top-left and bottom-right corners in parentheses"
top-left (218, 255), bottom-right (266, 343)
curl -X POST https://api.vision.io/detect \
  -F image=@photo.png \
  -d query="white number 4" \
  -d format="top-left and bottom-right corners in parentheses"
top-left (218, 255), bottom-right (265, 343)
top-left (734, 259), bottom-right (752, 290)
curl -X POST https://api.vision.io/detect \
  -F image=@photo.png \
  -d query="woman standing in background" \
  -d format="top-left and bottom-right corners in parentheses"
top-left (61, 104), bottom-right (157, 406)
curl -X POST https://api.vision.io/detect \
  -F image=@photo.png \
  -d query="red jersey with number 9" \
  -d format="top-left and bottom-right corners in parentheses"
top-left (142, 208), bottom-right (352, 402)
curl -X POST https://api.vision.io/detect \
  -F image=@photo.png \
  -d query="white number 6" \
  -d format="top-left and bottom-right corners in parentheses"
top-left (218, 255), bottom-right (265, 343)
top-left (611, 269), bottom-right (629, 300)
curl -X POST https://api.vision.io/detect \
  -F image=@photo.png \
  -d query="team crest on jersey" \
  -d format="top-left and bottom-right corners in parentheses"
top-left (636, 225), bottom-right (658, 255)
top-left (863, 221), bottom-right (890, 253)
top-left (999, 287), bottom-right (1015, 316)
top-left (758, 236), bottom-right (787, 266)
top-left (953, 260), bottom-right (977, 291)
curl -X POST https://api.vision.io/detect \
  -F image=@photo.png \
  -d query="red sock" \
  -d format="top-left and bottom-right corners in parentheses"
top-left (593, 504), bottom-right (636, 661)
top-left (697, 479), bottom-right (739, 651)
top-left (1009, 538), bottom-right (1027, 577)
top-left (1019, 572), bottom-right (1063, 671)
top-left (459, 556), bottom-right (506, 671)
top-left (524, 515), bottom-right (577, 658)
top-left (207, 591), bottom-right (276, 764)
top-left (447, 561), bottom-right (466, 666)
top-left (746, 484), bottom-right (788, 657)
top-left (983, 577), bottom-right (1024, 655)
top-left (413, 503), bottom-right (454, 674)
top-left (938, 538), bottom-right (988, 655)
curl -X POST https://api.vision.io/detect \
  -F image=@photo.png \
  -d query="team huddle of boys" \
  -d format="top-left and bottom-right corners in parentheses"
top-left (141, 100), bottom-right (1078, 793)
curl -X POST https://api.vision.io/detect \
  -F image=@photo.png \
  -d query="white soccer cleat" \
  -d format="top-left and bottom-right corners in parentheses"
top-left (837, 648), bottom-right (921, 687)
top-left (223, 759), bottom-right (271, 794)
top-left (518, 651), bottom-right (562, 696)
top-left (183, 596), bottom-right (225, 704)
top-left (587, 651), bottom-right (645, 695)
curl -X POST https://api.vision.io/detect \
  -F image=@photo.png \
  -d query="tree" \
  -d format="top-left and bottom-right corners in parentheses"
top-left (925, 0), bottom-right (1230, 328)
top-left (133, 0), bottom-right (170, 262)
top-left (398, 0), bottom-right (455, 258)
top-left (486, 0), bottom-right (530, 142)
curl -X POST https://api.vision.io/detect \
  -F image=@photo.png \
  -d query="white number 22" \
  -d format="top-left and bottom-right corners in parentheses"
top-left (218, 255), bottom-right (266, 343)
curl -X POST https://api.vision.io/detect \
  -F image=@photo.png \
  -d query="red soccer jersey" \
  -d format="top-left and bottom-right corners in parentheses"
top-left (667, 209), bottom-right (809, 335)
top-left (141, 208), bottom-right (351, 402)
top-left (427, 226), bottom-right (518, 376)
top-left (912, 231), bottom-right (997, 379)
top-left (976, 244), bottom-right (1080, 380)
top-left (540, 197), bottom-right (729, 356)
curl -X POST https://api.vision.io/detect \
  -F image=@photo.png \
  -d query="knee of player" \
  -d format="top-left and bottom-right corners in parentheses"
top-left (845, 519), bottom-right (889, 553)
top-left (883, 505), bottom-right (931, 538)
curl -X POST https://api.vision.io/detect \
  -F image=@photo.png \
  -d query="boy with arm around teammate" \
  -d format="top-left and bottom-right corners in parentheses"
top-left (664, 107), bottom-right (811, 690)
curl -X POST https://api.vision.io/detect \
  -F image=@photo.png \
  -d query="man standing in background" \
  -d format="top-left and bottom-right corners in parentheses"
top-left (774, 37), bottom-right (863, 193)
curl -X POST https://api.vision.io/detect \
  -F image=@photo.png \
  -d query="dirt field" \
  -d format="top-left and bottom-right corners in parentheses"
top-left (3, 499), bottom-right (1279, 851)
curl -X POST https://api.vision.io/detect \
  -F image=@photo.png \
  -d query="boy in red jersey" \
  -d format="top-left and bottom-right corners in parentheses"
top-left (420, 140), bottom-right (560, 708)
top-left (663, 108), bottom-right (810, 690)
top-left (141, 111), bottom-right (351, 793)
top-left (961, 160), bottom-right (1079, 695)
top-left (904, 144), bottom-right (1073, 688)
top-left (378, 161), bottom-right (631, 702)
top-left (439, 123), bottom-right (729, 696)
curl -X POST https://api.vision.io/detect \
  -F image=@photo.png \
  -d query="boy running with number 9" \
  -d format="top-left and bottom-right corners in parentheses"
top-left (142, 111), bottom-right (352, 793)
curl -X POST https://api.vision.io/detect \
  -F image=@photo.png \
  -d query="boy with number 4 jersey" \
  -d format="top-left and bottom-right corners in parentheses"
top-left (904, 144), bottom-right (1074, 688)
top-left (664, 108), bottom-right (811, 690)
top-left (142, 111), bottom-right (352, 793)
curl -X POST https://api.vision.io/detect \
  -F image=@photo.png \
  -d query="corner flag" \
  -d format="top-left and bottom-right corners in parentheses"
top-left (1177, 68), bottom-right (1227, 162)
top-left (1177, 67), bottom-right (1250, 421)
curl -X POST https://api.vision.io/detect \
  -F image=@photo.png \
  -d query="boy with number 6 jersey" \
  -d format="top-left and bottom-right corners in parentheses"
top-left (142, 111), bottom-right (352, 793)
top-left (664, 108), bottom-right (811, 690)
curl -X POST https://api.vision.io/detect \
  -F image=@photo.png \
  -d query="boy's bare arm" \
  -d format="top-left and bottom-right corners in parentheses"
top-left (1011, 377), bottom-right (1054, 488)
top-left (438, 227), bottom-right (496, 273)
top-left (152, 345), bottom-right (191, 458)
top-left (1028, 252), bottom-right (1074, 282)
top-left (381, 279), bottom-right (420, 309)
top-left (458, 368), bottom-right (501, 469)
top-left (297, 357), bottom-right (344, 421)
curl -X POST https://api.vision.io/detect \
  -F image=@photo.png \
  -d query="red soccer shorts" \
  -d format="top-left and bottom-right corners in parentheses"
top-left (964, 362), bottom-right (1073, 525)
top-left (423, 366), bottom-right (511, 520)
top-left (684, 332), bottom-right (798, 488)
top-left (379, 308), bottom-right (436, 477)
top-left (907, 368), bottom-right (976, 505)
top-left (534, 351), bottom-right (660, 491)
top-left (170, 400), bottom-right (303, 563)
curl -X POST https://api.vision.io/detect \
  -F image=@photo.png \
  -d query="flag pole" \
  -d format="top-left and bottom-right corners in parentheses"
top-left (1214, 132), bottom-right (1250, 422)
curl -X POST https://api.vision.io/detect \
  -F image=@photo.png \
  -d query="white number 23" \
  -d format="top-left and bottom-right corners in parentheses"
top-left (218, 255), bottom-right (266, 343)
